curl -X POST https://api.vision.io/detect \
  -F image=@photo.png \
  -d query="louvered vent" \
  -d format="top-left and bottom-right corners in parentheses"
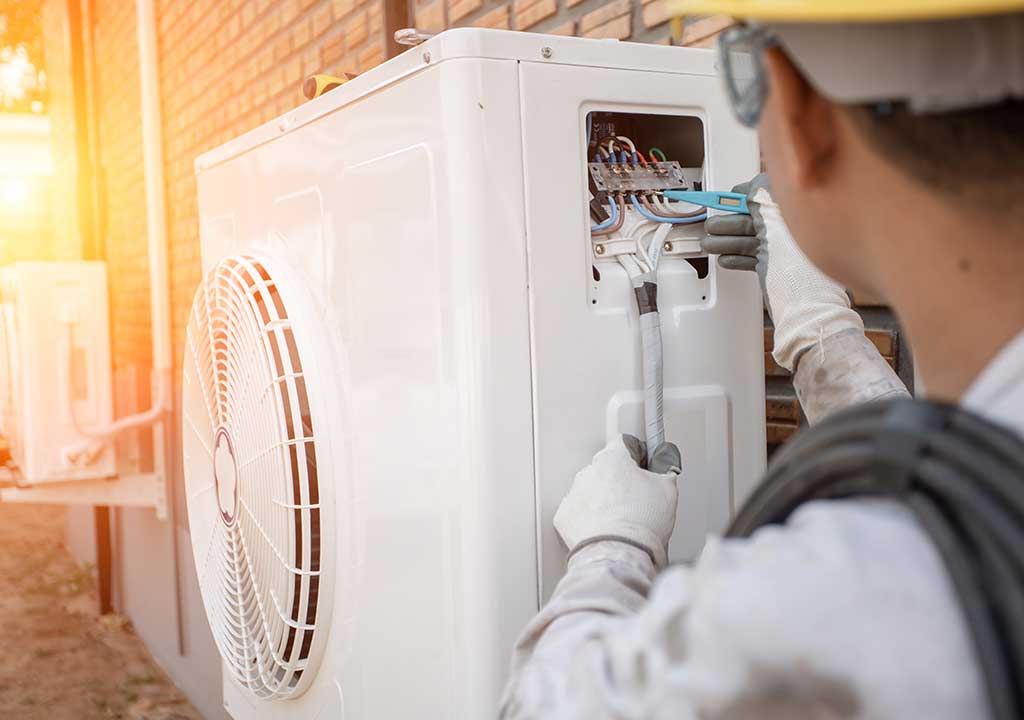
top-left (182, 255), bottom-right (327, 699)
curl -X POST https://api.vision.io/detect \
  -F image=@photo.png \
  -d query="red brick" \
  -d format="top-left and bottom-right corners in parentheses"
top-left (685, 35), bottom-right (716, 49)
top-left (642, 0), bottom-right (669, 29)
top-left (312, 4), bottom-right (334, 36)
top-left (548, 19), bottom-right (576, 35)
top-left (321, 33), bottom-right (346, 65)
top-left (334, 0), bottom-right (356, 16)
top-left (273, 33), bottom-right (292, 60)
top-left (293, 17), bottom-right (312, 46)
top-left (514, 0), bottom-right (556, 30)
top-left (449, 0), bottom-right (483, 24)
top-left (345, 11), bottom-right (369, 47)
top-left (474, 4), bottom-right (509, 28)
top-left (369, 3), bottom-right (383, 33)
top-left (580, 0), bottom-right (629, 33)
top-left (415, 0), bottom-right (445, 30)
top-left (302, 44), bottom-right (321, 74)
top-left (680, 15), bottom-right (731, 44)
top-left (582, 13), bottom-right (631, 39)
top-left (358, 42), bottom-right (386, 70)
top-left (241, 2), bottom-right (257, 27)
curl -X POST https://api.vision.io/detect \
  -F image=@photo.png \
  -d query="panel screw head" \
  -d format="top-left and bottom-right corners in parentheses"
top-left (663, 241), bottom-right (674, 252)
top-left (594, 244), bottom-right (605, 255)
top-left (423, 51), bottom-right (432, 63)
top-left (541, 46), bottom-right (553, 59)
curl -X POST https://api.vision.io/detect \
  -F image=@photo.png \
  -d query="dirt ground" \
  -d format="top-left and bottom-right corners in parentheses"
top-left (0, 502), bottom-right (203, 720)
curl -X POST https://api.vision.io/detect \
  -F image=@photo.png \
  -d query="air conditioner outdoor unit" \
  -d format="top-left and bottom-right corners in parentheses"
top-left (0, 261), bottom-right (115, 484)
top-left (184, 29), bottom-right (766, 720)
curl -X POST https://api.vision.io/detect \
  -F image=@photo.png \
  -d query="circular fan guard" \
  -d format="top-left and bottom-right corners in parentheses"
top-left (182, 255), bottom-right (329, 700)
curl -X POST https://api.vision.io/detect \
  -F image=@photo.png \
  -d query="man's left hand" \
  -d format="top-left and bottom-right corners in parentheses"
top-left (554, 435), bottom-right (681, 568)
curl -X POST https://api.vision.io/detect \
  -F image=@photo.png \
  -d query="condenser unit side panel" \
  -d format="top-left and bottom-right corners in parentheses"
top-left (199, 57), bottom-right (537, 720)
top-left (518, 59), bottom-right (766, 600)
top-left (326, 57), bottom-right (537, 719)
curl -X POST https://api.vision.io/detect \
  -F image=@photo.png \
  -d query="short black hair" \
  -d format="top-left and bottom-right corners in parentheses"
top-left (847, 100), bottom-right (1024, 206)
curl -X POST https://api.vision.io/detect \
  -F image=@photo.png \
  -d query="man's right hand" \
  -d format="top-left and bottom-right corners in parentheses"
top-left (701, 173), bottom-right (771, 279)
top-left (701, 174), bottom-right (864, 373)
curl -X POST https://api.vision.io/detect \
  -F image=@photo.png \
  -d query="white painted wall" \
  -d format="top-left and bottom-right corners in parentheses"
top-left (113, 507), bottom-right (228, 720)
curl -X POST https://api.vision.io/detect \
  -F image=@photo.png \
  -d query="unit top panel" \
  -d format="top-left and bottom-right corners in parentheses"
top-left (195, 28), bottom-right (719, 172)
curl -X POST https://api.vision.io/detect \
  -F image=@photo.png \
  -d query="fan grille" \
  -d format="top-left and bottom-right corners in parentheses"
top-left (182, 255), bottom-right (326, 699)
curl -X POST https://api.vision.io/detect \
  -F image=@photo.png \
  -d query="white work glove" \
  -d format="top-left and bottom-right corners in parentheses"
top-left (702, 175), bottom-right (864, 371)
top-left (554, 435), bottom-right (681, 568)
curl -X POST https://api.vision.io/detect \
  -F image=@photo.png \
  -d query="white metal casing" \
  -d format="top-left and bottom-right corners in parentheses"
top-left (0, 262), bottom-right (115, 484)
top-left (189, 29), bottom-right (765, 720)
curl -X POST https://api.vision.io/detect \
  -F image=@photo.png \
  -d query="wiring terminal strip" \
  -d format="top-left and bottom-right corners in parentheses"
top-left (589, 161), bottom-right (689, 194)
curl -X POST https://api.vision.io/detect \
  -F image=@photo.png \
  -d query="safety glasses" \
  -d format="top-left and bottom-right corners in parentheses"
top-left (717, 24), bottom-right (779, 128)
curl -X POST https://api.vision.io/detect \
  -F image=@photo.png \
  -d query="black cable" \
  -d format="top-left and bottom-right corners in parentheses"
top-left (727, 398), bottom-right (1024, 720)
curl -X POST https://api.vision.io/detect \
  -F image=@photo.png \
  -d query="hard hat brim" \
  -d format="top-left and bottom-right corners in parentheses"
top-left (665, 0), bottom-right (1024, 22)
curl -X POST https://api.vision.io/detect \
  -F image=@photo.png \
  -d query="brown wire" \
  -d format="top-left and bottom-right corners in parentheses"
top-left (591, 195), bottom-right (626, 237)
top-left (593, 134), bottom-right (621, 152)
top-left (640, 193), bottom-right (705, 219)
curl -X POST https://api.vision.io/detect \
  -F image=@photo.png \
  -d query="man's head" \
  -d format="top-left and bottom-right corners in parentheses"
top-left (753, 16), bottom-right (1024, 297)
top-left (671, 1), bottom-right (1024, 299)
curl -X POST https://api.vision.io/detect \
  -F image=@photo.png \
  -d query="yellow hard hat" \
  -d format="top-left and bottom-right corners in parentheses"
top-left (671, 0), bottom-right (1024, 117)
top-left (667, 0), bottom-right (1024, 22)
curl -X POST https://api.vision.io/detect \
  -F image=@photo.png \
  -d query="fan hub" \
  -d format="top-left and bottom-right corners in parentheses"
top-left (213, 427), bottom-right (239, 526)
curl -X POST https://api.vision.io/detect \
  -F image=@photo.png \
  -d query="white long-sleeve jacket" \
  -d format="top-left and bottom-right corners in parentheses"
top-left (501, 329), bottom-right (1024, 720)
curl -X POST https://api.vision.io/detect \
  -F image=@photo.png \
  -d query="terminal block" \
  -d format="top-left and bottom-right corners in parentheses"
top-left (588, 161), bottom-right (689, 194)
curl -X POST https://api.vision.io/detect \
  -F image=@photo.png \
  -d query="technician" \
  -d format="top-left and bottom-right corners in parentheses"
top-left (500, 2), bottom-right (1024, 718)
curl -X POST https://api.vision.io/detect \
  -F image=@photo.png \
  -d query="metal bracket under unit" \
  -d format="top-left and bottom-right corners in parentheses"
top-left (0, 472), bottom-right (167, 519)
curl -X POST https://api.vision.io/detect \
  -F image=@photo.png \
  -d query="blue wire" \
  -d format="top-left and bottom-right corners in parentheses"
top-left (620, 150), bottom-right (630, 163)
top-left (591, 195), bottom-right (620, 232)
top-left (630, 195), bottom-right (707, 224)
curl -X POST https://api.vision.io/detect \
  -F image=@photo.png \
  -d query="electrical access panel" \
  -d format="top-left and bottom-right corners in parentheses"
top-left (519, 65), bottom-right (766, 598)
top-left (0, 262), bottom-right (115, 484)
top-left (192, 28), bottom-right (765, 720)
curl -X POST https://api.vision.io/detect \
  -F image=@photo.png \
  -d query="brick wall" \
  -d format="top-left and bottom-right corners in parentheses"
top-left (91, 0), bottom-right (151, 374)
top-left (417, 0), bottom-right (727, 45)
top-left (78, 0), bottom-right (722, 415)
top-left (53, 0), bottom-right (910, 463)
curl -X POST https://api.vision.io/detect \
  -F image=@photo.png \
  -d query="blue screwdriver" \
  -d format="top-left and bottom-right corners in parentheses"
top-left (663, 190), bottom-right (750, 215)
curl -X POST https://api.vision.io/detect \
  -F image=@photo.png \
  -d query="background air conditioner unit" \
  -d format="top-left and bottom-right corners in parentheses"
top-left (0, 261), bottom-right (115, 484)
top-left (184, 29), bottom-right (766, 720)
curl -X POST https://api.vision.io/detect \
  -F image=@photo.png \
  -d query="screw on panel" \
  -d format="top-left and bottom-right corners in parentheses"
top-left (594, 244), bottom-right (605, 256)
top-left (423, 51), bottom-right (432, 63)
top-left (541, 46), bottom-right (553, 59)
top-left (663, 241), bottom-right (673, 252)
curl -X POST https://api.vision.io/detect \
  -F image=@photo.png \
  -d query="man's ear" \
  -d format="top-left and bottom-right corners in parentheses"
top-left (762, 48), bottom-right (839, 189)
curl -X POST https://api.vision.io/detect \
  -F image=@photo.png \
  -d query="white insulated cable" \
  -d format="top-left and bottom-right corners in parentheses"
top-left (639, 308), bottom-right (665, 458)
top-left (615, 135), bottom-right (637, 154)
top-left (619, 219), bottom-right (668, 463)
top-left (645, 223), bottom-right (673, 271)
